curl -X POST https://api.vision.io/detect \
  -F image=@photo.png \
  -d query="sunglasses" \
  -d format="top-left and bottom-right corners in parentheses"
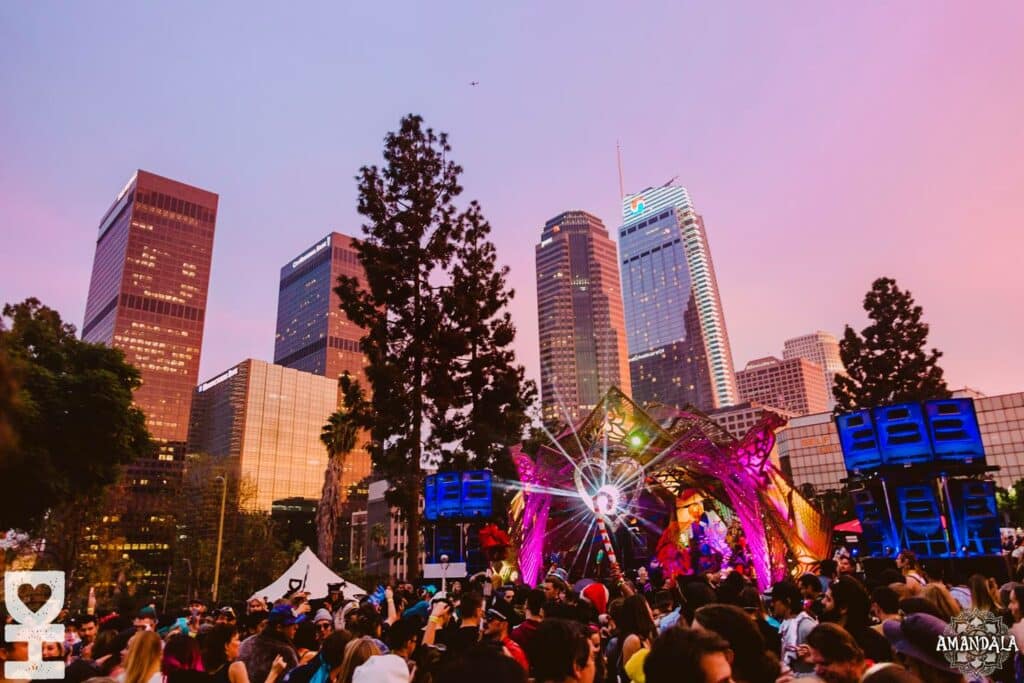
top-left (316, 623), bottom-right (333, 631)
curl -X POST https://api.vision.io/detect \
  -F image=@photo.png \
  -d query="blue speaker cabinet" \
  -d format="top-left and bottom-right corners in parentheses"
top-left (436, 473), bottom-right (463, 519)
top-left (836, 410), bottom-right (883, 472)
top-left (925, 399), bottom-right (985, 463)
top-left (896, 484), bottom-right (949, 557)
top-left (424, 474), bottom-right (439, 521)
top-left (460, 471), bottom-right (493, 518)
top-left (851, 486), bottom-right (895, 557)
top-left (949, 480), bottom-right (1000, 555)
top-left (874, 404), bottom-right (932, 466)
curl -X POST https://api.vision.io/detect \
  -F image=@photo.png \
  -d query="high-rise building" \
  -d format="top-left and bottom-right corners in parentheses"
top-left (81, 170), bottom-right (217, 587)
top-left (187, 359), bottom-right (338, 511)
top-left (783, 331), bottom-right (847, 409)
top-left (708, 401), bottom-right (796, 440)
top-left (734, 356), bottom-right (829, 416)
top-left (83, 170), bottom-right (218, 456)
top-left (618, 185), bottom-right (738, 411)
top-left (536, 211), bottom-right (631, 424)
top-left (273, 232), bottom-right (370, 501)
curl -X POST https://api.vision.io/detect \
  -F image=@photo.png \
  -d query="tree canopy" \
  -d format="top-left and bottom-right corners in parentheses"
top-left (0, 298), bottom-right (152, 531)
top-left (833, 277), bottom-right (950, 412)
top-left (335, 115), bottom-right (533, 577)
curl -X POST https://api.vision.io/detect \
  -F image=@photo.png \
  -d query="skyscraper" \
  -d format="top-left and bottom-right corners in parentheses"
top-left (81, 169), bottom-right (217, 586)
top-left (187, 359), bottom-right (339, 511)
top-left (734, 356), bottom-right (829, 416)
top-left (618, 185), bottom-right (737, 411)
top-left (273, 232), bottom-right (370, 500)
top-left (536, 211), bottom-right (631, 425)
top-left (783, 331), bottom-right (847, 409)
top-left (83, 170), bottom-right (218, 456)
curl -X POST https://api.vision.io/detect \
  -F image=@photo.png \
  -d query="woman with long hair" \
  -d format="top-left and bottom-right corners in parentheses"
top-left (610, 594), bottom-right (656, 683)
top-left (693, 604), bottom-right (779, 683)
top-left (162, 633), bottom-right (205, 683)
top-left (202, 624), bottom-right (250, 683)
top-left (895, 550), bottom-right (926, 588)
top-left (967, 573), bottom-right (1001, 613)
top-left (120, 631), bottom-right (162, 683)
top-left (1008, 585), bottom-right (1024, 681)
top-left (333, 637), bottom-right (380, 683)
top-left (920, 583), bottom-right (961, 622)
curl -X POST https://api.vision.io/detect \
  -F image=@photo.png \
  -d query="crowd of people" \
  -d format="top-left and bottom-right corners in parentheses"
top-left (4, 544), bottom-right (1024, 683)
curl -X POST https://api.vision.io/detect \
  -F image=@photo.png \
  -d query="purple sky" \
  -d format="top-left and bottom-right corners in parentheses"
top-left (2, 3), bottom-right (1023, 396)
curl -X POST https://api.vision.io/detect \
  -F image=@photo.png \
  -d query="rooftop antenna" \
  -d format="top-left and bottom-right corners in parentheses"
top-left (616, 141), bottom-right (626, 199)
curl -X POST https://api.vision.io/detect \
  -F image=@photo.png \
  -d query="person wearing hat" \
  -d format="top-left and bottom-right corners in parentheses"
top-left (352, 617), bottom-right (419, 683)
top-left (883, 613), bottom-right (964, 681)
top-left (543, 568), bottom-right (570, 604)
top-left (215, 607), bottom-right (237, 627)
top-left (769, 580), bottom-right (816, 676)
top-left (239, 604), bottom-right (301, 683)
top-left (483, 599), bottom-right (528, 672)
top-left (311, 609), bottom-right (334, 646)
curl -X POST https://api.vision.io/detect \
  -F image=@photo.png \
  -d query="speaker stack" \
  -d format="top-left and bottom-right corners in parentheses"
top-left (836, 398), bottom-right (1001, 561)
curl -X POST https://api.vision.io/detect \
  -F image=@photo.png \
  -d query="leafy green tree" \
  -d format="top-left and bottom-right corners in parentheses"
top-left (430, 200), bottom-right (536, 477)
top-left (0, 298), bottom-right (152, 532)
top-left (316, 373), bottom-right (369, 566)
top-left (996, 479), bottom-right (1024, 528)
top-left (833, 278), bottom-right (950, 411)
top-left (335, 115), bottom-right (468, 579)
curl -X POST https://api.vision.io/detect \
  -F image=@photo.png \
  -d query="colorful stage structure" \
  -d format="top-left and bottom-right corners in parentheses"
top-left (509, 387), bottom-right (831, 591)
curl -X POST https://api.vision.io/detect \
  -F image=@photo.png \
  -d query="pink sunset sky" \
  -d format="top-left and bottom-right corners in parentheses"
top-left (1, 3), bottom-right (1023, 396)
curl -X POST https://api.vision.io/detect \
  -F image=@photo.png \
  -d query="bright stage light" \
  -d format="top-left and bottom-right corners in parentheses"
top-left (592, 484), bottom-right (620, 515)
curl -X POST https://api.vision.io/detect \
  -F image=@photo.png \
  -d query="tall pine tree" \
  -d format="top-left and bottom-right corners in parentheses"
top-left (430, 201), bottom-right (536, 478)
top-left (335, 115), bottom-right (464, 579)
top-left (833, 277), bottom-right (950, 411)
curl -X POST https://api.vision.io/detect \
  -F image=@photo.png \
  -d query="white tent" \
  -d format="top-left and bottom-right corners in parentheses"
top-left (249, 547), bottom-right (366, 602)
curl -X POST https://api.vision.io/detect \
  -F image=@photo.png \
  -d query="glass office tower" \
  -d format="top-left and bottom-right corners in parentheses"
top-left (618, 185), bottom-right (737, 411)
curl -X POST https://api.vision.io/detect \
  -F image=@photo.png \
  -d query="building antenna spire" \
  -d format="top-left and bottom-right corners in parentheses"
top-left (616, 140), bottom-right (625, 199)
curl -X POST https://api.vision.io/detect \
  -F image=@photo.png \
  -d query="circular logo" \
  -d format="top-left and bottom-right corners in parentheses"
top-left (938, 609), bottom-right (1018, 677)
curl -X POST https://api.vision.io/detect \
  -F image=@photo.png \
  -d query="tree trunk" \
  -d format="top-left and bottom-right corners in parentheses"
top-left (316, 455), bottom-right (343, 566)
top-left (404, 484), bottom-right (421, 581)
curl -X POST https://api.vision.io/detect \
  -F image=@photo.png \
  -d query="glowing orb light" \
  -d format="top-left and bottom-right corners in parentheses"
top-left (592, 484), bottom-right (620, 515)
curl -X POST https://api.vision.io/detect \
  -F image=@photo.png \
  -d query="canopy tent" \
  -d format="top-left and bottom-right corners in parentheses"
top-left (249, 547), bottom-right (366, 602)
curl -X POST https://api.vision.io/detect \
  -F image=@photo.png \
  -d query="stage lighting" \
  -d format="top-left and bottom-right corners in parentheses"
top-left (626, 427), bottom-right (647, 450)
top-left (593, 484), bottom-right (620, 515)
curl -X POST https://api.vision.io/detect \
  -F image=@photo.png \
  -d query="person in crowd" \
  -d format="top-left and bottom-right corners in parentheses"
top-left (543, 569), bottom-right (570, 605)
top-left (283, 631), bottom-right (350, 683)
top-left (693, 604), bottom-right (780, 683)
top-left (335, 638), bottom-right (381, 683)
top-left (836, 555), bottom-right (857, 578)
top-left (769, 581), bottom-right (816, 676)
top-left (445, 592), bottom-right (483, 659)
top-left (203, 624), bottom-right (251, 683)
top-left (435, 643), bottom-right (527, 683)
top-left (818, 559), bottom-right (838, 593)
top-left (162, 633), bottom-right (206, 683)
top-left (240, 604), bottom-right (301, 683)
top-left (967, 574), bottom-right (1001, 614)
top-left (527, 619), bottom-right (595, 683)
top-left (607, 594), bottom-right (656, 683)
top-left (1008, 585), bottom-right (1024, 680)
top-left (802, 623), bottom-right (868, 683)
top-left (896, 551), bottom-right (926, 588)
top-left (643, 627), bottom-right (732, 683)
top-left (509, 590), bottom-right (544, 653)
top-left (133, 608), bottom-right (157, 633)
top-left (823, 575), bottom-right (892, 663)
top-left (120, 631), bottom-right (163, 683)
top-left (311, 610), bottom-right (334, 647)
top-left (216, 608), bottom-right (238, 628)
top-left (342, 605), bottom-right (385, 653)
top-left (919, 584), bottom-right (960, 622)
top-left (883, 613), bottom-right (964, 682)
top-left (73, 615), bottom-right (99, 659)
top-left (798, 573), bottom-right (825, 619)
top-left (737, 586), bottom-right (781, 656)
top-left (483, 600), bottom-right (528, 672)
top-left (869, 586), bottom-right (901, 634)
top-left (352, 616), bottom-right (419, 683)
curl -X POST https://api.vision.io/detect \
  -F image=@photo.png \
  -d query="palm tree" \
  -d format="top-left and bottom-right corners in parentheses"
top-left (316, 373), bottom-right (368, 566)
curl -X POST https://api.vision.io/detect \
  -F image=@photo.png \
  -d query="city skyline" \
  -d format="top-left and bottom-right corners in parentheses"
top-left (3, 4), bottom-right (1024, 399)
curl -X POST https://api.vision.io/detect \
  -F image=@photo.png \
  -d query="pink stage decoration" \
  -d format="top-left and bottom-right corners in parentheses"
top-left (509, 387), bottom-right (832, 591)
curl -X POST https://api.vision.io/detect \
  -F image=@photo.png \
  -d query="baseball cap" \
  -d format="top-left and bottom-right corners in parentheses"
top-left (268, 604), bottom-right (305, 626)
